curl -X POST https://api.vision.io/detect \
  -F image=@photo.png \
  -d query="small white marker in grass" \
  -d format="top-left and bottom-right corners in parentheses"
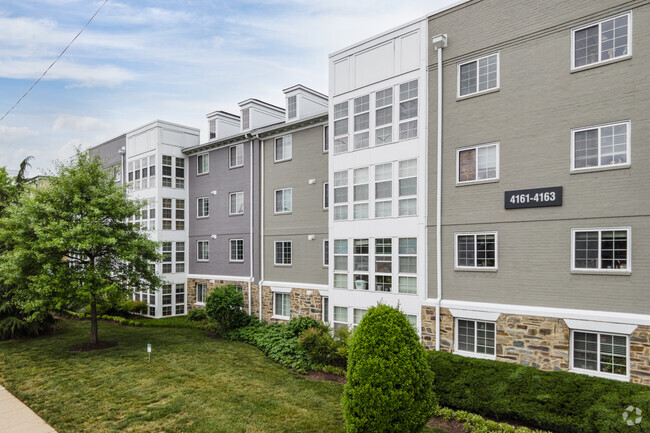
top-left (147, 343), bottom-right (151, 363)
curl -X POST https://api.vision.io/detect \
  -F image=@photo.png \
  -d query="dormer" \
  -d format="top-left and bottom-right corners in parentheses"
top-left (283, 85), bottom-right (328, 122)
top-left (238, 99), bottom-right (285, 132)
top-left (206, 111), bottom-right (240, 141)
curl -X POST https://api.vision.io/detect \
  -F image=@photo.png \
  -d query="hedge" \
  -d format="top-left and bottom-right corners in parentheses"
top-left (428, 350), bottom-right (650, 433)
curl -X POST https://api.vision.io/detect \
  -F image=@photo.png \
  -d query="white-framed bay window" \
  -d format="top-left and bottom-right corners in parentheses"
top-left (375, 87), bottom-right (393, 145)
top-left (333, 170), bottom-right (348, 221)
top-left (374, 163), bottom-right (392, 218)
top-left (353, 167), bottom-right (369, 219)
top-left (455, 232), bottom-right (497, 270)
top-left (571, 121), bottom-right (630, 171)
top-left (398, 159), bottom-right (417, 216)
top-left (398, 80), bottom-right (418, 140)
top-left (353, 95), bottom-right (370, 150)
top-left (398, 238), bottom-right (417, 294)
top-left (457, 53), bottom-right (499, 98)
top-left (571, 227), bottom-right (630, 273)
top-left (457, 143), bottom-right (499, 184)
top-left (572, 12), bottom-right (631, 71)
top-left (333, 101), bottom-right (349, 154)
top-left (333, 239), bottom-right (348, 289)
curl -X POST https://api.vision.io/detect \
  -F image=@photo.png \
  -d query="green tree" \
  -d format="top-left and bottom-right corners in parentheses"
top-left (342, 304), bottom-right (436, 433)
top-left (0, 150), bottom-right (161, 345)
top-left (205, 285), bottom-right (250, 335)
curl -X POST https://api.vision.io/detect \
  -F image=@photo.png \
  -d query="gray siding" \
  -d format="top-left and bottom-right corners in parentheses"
top-left (89, 134), bottom-right (126, 184)
top-left (427, 0), bottom-right (650, 313)
top-left (263, 122), bottom-right (328, 284)
top-left (187, 140), bottom-right (260, 279)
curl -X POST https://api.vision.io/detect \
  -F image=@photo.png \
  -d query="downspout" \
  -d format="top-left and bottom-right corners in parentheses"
top-left (258, 135), bottom-right (264, 319)
top-left (432, 34), bottom-right (447, 351)
top-left (248, 135), bottom-right (255, 316)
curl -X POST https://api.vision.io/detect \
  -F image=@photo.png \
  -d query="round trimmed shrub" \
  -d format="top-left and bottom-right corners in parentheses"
top-left (342, 304), bottom-right (436, 433)
top-left (205, 285), bottom-right (249, 334)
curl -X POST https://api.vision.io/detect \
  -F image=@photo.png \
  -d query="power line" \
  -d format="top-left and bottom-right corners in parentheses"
top-left (0, 0), bottom-right (111, 122)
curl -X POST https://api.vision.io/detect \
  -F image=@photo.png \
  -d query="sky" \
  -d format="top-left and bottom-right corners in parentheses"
top-left (0, 0), bottom-right (457, 175)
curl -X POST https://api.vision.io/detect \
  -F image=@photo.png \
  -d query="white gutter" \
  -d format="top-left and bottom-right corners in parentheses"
top-left (432, 34), bottom-right (447, 352)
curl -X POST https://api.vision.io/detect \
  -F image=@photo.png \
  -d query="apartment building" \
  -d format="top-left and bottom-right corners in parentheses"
top-left (327, 19), bottom-right (430, 330)
top-left (419, 0), bottom-right (650, 384)
top-left (90, 120), bottom-right (200, 318)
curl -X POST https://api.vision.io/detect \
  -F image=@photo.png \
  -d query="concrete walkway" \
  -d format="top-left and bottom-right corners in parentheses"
top-left (0, 385), bottom-right (57, 433)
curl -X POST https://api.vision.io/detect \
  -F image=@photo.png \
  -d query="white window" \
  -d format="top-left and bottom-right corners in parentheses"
top-left (333, 101), bottom-right (349, 154)
top-left (162, 155), bottom-right (172, 187)
top-left (162, 285), bottom-right (172, 306)
top-left (175, 158), bottom-right (185, 189)
top-left (458, 53), bottom-right (499, 97)
top-left (322, 296), bottom-right (329, 323)
top-left (572, 228), bottom-right (630, 272)
top-left (353, 95), bottom-right (369, 150)
top-left (230, 239), bottom-right (244, 262)
top-left (274, 241), bottom-right (292, 265)
top-left (196, 283), bottom-right (207, 304)
top-left (572, 121), bottom-right (630, 171)
top-left (572, 12), bottom-right (631, 70)
top-left (197, 197), bottom-right (209, 218)
top-left (287, 95), bottom-right (297, 119)
top-left (352, 308), bottom-right (367, 329)
top-left (398, 238), bottom-right (417, 294)
top-left (175, 199), bottom-right (185, 230)
top-left (333, 170), bottom-right (348, 221)
top-left (457, 143), bottom-right (499, 183)
top-left (333, 239), bottom-right (348, 289)
top-left (175, 284), bottom-right (185, 305)
top-left (374, 163), bottom-right (392, 218)
top-left (323, 240), bottom-right (329, 267)
top-left (229, 191), bottom-right (244, 215)
top-left (353, 168), bottom-right (368, 219)
top-left (229, 144), bottom-right (244, 168)
top-left (209, 119), bottom-right (216, 140)
top-left (374, 238), bottom-right (392, 292)
top-left (333, 306), bottom-right (348, 330)
top-left (455, 232), bottom-right (497, 269)
top-left (175, 242), bottom-right (185, 273)
top-left (274, 293), bottom-right (290, 319)
top-left (162, 242), bottom-right (172, 273)
top-left (571, 330), bottom-right (628, 377)
top-left (399, 80), bottom-right (418, 140)
top-left (353, 239), bottom-right (369, 290)
top-left (456, 319), bottom-right (496, 357)
top-left (323, 126), bottom-right (329, 152)
top-left (162, 198), bottom-right (172, 230)
top-left (375, 87), bottom-right (393, 145)
top-left (197, 153), bottom-right (209, 175)
top-left (197, 240), bottom-right (209, 262)
top-left (275, 135), bottom-right (292, 162)
top-left (323, 182), bottom-right (329, 209)
top-left (274, 188), bottom-right (292, 214)
top-left (242, 108), bottom-right (250, 130)
top-left (398, 159), bottom-right (417, 216)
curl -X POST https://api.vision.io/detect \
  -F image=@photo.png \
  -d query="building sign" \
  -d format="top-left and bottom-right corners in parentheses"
top-left (505, 186), bottom-right (562, 209)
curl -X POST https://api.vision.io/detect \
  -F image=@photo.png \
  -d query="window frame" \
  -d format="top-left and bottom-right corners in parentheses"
top-left (197, 240), bottom-right (209, 262)
top-left (323, 125), bottom-right (329, 153)
top-left (287, 95), bottom-right (297, 120)
top-left (197, 196), bottom-right (209, 218)
top-left (571, 12), bottom-right (632, 71)
top-left (229, 191), bottom-right (244, 216)
top-left (229, 144), bottom-right (244, 169)
top-left (323, 239), bottom-right (329, 267)
top-left (229, 238), bottom-right (244, 263)
top-left (570, 121), bottom-right (631, 172)
top-left (457, 52), bottom-right (500, 98)
top-left (195, 282), bottom-right (207, 305)
top-left (274, 187), bottom-right (292, 214)
top-left (454, 318), bottom-right (497, 360)
top-left (274, 240), bottom-right (292, 266)
top-left (273, 292), bottom-right (291, 320)
top-left (323, 182), bottom-right (329, 210)
top-left (456, 142), bottom-right (500, 184)
top-left (274, 135), bottom-right (293, 162)
top-left (454, 232), bottom-right (498, 270)
top-left (571, 227), bottom-right (631, 274)
top-left (570, 329), bottom-right (629, 380)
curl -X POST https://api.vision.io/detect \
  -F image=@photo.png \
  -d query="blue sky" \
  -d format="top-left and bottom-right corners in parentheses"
top-left (0, 0), bottom-right (456, 174)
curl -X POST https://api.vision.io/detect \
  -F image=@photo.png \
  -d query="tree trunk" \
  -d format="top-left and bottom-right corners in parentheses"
top-left (90, 298), bottom-right (98, 344)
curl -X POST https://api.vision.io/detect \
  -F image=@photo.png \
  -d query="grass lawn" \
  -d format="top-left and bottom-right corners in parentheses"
top-left (0, 319), bottom-right (448, 433)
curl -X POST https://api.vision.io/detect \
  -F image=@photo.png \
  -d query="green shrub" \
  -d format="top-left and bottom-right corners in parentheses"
top-left (121, 299), bottom-right (148, 314)
top-left (428, 350), bottom-right (650, 433)
top-left (0, 304), bottom-right (55, 340)
top-left (342, 304), bottom-right (436, 433)
top-left (205, 285), bottom-right (250, 334)
top-left (187, 308), bottom-right (207, 321)
top-left (298, 325), bottom-right (349, 368)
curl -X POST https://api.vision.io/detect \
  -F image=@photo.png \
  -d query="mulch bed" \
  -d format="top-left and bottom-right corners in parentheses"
top-left (428, 417), bottom-right (467, 433)
top-left (69, 341), bottom-right (118, 352)
top-left (303, 370), bottom-right (347, 384)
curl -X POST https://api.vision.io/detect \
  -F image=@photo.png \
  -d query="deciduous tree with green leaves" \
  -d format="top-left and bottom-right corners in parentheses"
top-left (0, 150), bottom-right (161, 346)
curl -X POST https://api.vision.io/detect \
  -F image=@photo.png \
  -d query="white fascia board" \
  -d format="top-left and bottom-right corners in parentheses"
top-left (186, 274), bottom-right (253, 283)
top-left (262, 281), bottom-right (329, 292)
top-left (449, 309), bottom-right (501, 322)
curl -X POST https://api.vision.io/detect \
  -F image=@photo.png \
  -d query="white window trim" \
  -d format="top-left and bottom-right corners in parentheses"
top-left (570, 121), bottom-right (631, 173)
top-left (229, 191), bottom-right (244, 216)
top-left (287, 95), bottom-right (297, 120)
top-left (569, 329), bottom-right (630, 381)
top-left (571, 11), bottom-right (633, 72)
top-left (229, 144), bottom-right (244, 169)
top-left (323, 125), bottom-right (329, 153)
top-left (453, 318), bottom-right (497, 360)
top-left (197, 240), bottom-right (209, 262)
top-left (197, 197), bottom-right (209, 219)
top-left (570, 227), bottom-right (631, 274)
top-left (454, 232), bottom-right (498, 271)
top-left (274, 240), bottom-right (292, 266)
top-left (323, 239), bottom-right (329, 267)
top-left (195, 282), bottom-right (207, 306)
top-left (274, 135), bottom-right (292, 163)
top-left (456, 142), bottom-right (500, 185)
top-left (197, 153), bottom-right (209, 175)
top-left (321, 296), bottom-right (329, 324)
top-left (456, 52), bottom-right (500, 99)
top-left (323, 182), bottom-right (329, 210)
top-left (229, 239), bottom-right (244, 263)
top-left (274, 188), bottom-right (292, 214)
top-left (272, 292), bottom-right (291, 320)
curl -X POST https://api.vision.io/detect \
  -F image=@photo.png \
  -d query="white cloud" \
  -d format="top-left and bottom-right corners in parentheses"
top-left (52, 115), bottom-right (110, 132)
top-left (0, 124), bottom-right (38, 141)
